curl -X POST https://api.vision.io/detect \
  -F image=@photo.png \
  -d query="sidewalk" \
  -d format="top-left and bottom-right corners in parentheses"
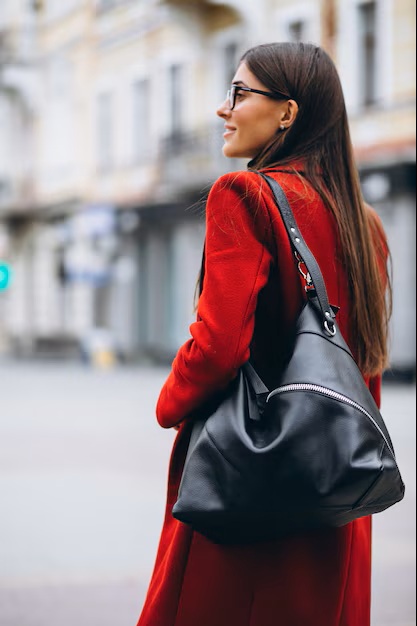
top-left (0, 361), bottom-right (415, 625)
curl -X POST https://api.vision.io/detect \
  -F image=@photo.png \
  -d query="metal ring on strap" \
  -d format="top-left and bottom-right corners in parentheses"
top-left (324, 320), bottom-right (337, 337)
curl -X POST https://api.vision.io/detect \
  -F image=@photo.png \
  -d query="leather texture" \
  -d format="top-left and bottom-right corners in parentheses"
top-left (259, 173), bottom-right (337, 327)
top-left (172, 178), bottom-right (405, 545)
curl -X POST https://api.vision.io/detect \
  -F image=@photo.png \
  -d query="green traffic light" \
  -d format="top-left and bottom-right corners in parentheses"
top-left (0, 263), bottom-right (11, 291)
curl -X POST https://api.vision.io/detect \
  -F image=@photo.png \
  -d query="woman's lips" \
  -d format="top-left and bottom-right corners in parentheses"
top-left (224, 126), bottom-right (236, 138)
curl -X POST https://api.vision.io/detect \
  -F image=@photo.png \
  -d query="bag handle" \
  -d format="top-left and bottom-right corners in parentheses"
top-left (259, 172), bottom-right (337, 337)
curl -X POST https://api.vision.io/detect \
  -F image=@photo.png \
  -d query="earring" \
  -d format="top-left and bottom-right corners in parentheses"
top-left (280, 124), bottom-right (286, 131)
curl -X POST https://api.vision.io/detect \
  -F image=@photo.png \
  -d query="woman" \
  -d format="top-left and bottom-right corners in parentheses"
top-left (137, 43), bottom-right (391, 626)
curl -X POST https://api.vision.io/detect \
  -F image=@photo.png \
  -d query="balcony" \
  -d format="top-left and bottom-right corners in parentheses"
top-left (96, 0), bottom-right (135, 14)
top-left (157, 125), bottom-right (234, 200)
top-left (159, 0), bottom-right (243, 37)
top-left (0, 16), bottom-right (39, 109)
top-left (0, 174), bottom-right (35, 216)
top-left (162, 0), bottom-right (242, 15)
top-left (163, 0), bottom-right (232, 6)
top-left (0, 29), bottom-right (14, 66)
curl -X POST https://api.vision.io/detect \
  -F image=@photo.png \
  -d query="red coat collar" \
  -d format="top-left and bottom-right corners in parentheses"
top-left (260, 158), bottom-right (306, 173)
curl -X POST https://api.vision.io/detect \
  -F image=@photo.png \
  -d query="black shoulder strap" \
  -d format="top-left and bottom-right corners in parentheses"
top-left (259, 172), bottom-right (336, 334)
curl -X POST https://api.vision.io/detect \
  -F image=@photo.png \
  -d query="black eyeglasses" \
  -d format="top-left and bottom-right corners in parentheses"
top-left (226, 84), bottom-right (290, 110)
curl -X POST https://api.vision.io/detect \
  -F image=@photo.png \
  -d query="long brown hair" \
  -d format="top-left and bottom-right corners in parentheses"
top-left (241, 43), bottom-right (392, 376)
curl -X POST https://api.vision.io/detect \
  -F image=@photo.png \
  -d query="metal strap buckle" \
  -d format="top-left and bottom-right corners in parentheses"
top-left (294, 251), bottom-right (314, 292)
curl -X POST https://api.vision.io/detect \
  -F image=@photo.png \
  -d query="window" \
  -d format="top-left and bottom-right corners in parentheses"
top-left (95, 0), bottom-right (143, 13)
top-left (358, 1), bottom-right (378, 107)
top-left (45, 0), bottom-right (81, 20)
top-left (97, 93), bottom-right (113, 172)
top-left (225, 43), bottom-right (238, 88)
top-left (97, 0), bottom-right (116, 10)
top-left (169, 65), bottom-right (183, 135)
top-left (132, 79), bottom-right (151, 162)
top-left (0, 1), bottom-right (10, 26)
top-left (288, 20), bottom-right (307, 43)
top-left (47, 56), bottom-right (73, 101)
top-left (275, 4), bottom-right (320, 47)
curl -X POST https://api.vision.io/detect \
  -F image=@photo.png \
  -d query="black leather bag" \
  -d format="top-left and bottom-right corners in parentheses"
top-left (172, 174), bottom-right (405, 544)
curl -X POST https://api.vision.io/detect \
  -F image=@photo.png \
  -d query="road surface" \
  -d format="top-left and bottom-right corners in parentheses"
top-left (0, 360), bottom-right (415, 626)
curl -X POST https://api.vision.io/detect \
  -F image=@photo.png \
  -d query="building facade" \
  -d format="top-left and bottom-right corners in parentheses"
top-left (0, 0), bottom-right (415, 374)
top-left (0, 0), bottom-right (39, 353)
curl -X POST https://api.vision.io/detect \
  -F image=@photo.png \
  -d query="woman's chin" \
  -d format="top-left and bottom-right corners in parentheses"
top-left (222, 143), bottom-right (236, 158)
top-left (222, 143), bottom-right (250, 160)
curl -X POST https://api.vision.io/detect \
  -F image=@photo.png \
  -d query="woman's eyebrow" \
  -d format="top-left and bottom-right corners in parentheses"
top-left (232, 80), bottom-right (249, 87)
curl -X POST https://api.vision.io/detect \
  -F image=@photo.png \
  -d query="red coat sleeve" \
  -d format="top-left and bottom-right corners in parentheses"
top-left (156, 172), bottom-right (273, 429)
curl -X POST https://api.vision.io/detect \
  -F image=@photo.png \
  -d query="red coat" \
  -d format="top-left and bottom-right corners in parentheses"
top-left (137, 166), bottom-right (382, 626)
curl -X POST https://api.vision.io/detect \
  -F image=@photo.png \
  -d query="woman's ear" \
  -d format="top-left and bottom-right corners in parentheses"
top-left (280, 99), bottom-right (299, 130)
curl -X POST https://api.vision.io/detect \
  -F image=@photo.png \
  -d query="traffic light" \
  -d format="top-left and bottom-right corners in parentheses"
top-left (0, 262), bottom-right (11, 291)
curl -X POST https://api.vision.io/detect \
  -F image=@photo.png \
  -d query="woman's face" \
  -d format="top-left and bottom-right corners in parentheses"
top-left (217, 62), bottom-right (292, 160)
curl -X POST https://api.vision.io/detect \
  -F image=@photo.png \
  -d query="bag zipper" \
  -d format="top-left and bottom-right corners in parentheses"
top-left (266, 383), bottom-right (396, 459)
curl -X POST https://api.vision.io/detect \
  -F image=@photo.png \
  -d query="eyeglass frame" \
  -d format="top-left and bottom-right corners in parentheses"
top-left (226, 84), bottom-right (291, 110)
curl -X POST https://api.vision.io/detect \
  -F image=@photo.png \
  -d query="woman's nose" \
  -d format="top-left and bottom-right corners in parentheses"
top-left (216, 98), bottom-right (230, 119)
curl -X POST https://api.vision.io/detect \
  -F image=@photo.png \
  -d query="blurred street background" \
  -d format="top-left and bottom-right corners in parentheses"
top-left (0, 0), bottom-right (416, 625)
